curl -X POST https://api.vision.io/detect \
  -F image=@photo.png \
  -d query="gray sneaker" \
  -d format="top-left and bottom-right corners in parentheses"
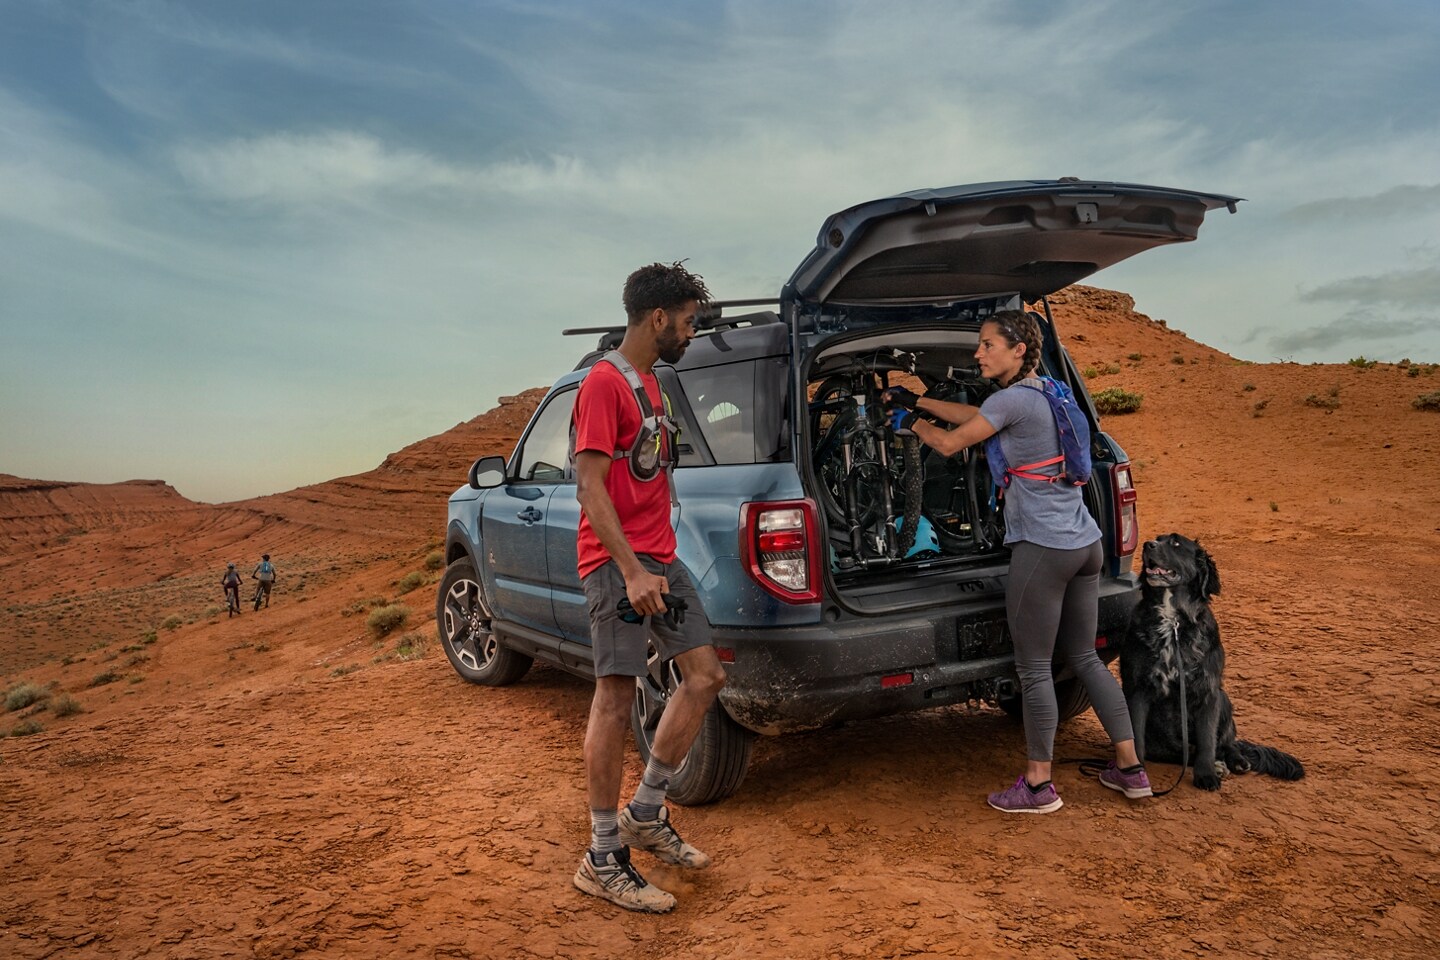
top-left (1099, 761), bottom-right (1153, 799)
top-left (618, 805), bottom-right (711, 868)
top-left (987, 776), bottom-right (1064, 814)
top-left (573, 847), bottom-right (676, 913)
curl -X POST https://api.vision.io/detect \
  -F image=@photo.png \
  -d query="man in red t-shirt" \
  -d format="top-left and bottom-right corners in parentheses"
top-left (570, 262), bottom-right (726, 914)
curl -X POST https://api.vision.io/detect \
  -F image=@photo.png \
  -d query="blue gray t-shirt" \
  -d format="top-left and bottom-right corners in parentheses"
top-left (978, 380), bottom-right (1101, 550)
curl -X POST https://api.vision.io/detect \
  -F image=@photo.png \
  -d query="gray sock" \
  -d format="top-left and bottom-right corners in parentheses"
top-left (627, 756), bottom-right (677, 822)
top-left (589, 808), bottom-right (620, 864)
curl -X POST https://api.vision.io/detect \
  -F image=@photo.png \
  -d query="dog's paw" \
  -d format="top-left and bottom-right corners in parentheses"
top-left (1215, 761), bottom-right (1232, 780)
top-left (1193, 770), bottom-right (1222, 791)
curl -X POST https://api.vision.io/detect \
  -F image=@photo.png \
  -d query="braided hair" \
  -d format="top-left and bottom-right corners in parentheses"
top-left (986, 310), bottom-right (1044, 385)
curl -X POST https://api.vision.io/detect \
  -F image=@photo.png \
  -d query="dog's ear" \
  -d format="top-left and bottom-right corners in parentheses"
top-left (1196, 543), bottom-right (1220, 597)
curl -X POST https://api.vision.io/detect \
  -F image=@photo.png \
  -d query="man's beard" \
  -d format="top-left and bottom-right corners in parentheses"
top-left (657, 321), bottom-right (688, 364)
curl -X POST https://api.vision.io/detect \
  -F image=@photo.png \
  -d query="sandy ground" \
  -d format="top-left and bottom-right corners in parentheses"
top-left (2, 287), bottom-right (1437, 959)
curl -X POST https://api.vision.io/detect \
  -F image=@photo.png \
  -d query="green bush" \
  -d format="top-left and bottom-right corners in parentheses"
top-left (51, 695), bottom-right (84, 718)
top-left (1171, 354), bottom-right (1185, 365)
top-left (160, 615), bottom-right (183, 631)
top-left (1081, 366), bottom-right (1098, 379)
top-left (367, 603), bottom-right (411, 638)
top-left (1412, 392), bottom-right (1440, 412)
top-left (424, 551), bottom-right (445, 572)
top-left (396, 571), bottom-right (426, 595)
top-left (9, 718), bottom-right (44, 737)
top-left (4, 682), bottom-right (49, 712)
top-left (1347, 356), bottom-right (1377, 369)
top-left (89, 670), bottom-right (120, 688)
top-left (1092, 387), bottom-right (1143, 415)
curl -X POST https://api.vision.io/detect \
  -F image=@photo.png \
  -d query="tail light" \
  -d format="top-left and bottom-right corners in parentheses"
top-left (1111, 462), bottom-right (1139, 557)
top-left (740, 499), bottom-right (822, 603)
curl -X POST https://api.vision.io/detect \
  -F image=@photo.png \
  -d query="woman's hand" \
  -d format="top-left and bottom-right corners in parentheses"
top-left (882, 386), bottom-right (920, 411)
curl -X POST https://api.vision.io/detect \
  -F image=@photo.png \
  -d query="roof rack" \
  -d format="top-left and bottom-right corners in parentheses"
top-left (562, 298), bottom-right (781, 339)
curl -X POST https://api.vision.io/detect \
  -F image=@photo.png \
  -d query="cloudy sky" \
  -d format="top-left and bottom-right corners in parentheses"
top-left (2, 0), bottom-right (1437, 503)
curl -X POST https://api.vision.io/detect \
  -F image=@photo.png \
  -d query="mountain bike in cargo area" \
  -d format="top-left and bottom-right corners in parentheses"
top-left (437, 179), bottom-right (1241, 804)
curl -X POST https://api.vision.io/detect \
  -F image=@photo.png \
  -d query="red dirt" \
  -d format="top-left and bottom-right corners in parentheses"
top-left (2, 287), bottom-right (1436, 959)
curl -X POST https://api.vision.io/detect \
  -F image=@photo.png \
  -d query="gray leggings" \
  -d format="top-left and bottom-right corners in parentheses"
top-left (1007, 539), bottom-right (1134, 762)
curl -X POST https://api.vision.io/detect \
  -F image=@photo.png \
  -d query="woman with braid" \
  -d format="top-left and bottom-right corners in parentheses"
top-left (883, 310), bottom-right (1151, 813)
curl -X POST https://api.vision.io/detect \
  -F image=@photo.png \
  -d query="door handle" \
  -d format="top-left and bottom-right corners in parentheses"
top-left (517, 506), bottom-right (543, 524)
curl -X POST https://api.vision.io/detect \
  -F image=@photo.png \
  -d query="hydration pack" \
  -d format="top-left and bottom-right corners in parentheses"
top-left (984, 376), bottom-right (1092, 488)
top-left (568, 351), bottom-right (680, 485)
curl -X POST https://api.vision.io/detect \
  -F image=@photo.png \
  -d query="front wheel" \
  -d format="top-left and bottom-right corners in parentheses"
top-left (435, 557), bottom-right (533, 685)
top-left (632, 647), bottom-right (755, 806)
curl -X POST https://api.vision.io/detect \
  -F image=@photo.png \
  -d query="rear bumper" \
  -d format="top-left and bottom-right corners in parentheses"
top-left (715, 572), bottom-right (1139, 734)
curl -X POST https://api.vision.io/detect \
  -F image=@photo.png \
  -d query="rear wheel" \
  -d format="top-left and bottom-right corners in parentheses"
top-left (998, 677), bottom-right (1093, 723)
top-left (436, 557), bottom-right (533, 685)
top-left (632, 646), bottom-right (755, 806)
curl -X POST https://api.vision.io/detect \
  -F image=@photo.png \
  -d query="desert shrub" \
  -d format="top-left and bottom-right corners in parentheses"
top-left (51, 695), bottom-right (83, 718)
top-left (1092, 387), bottom-right (1143, 415)
top-left (1304, 394), bottom-right (1340, 410)
top-left (4, 681), bottom-right (49, 712)
top-left (1412, 392), bottom-right (1440, 412)
top-left (395, 631), bottom-right (430, 662)
top-left (1270, 502), bottom-right (1280, 512)
top-left (89, 670), bottom-right (120, 688)
top-left (331, 664), bottom-right (362, 677)
top-left (425, 551), bottom-right (445, 572)
top-left (367, 603), bottom-right (411, 638)
top-left (396, 571), bottom-right (426, 595)
top-left (1171, 354), bottom-right (1185, 365)
top-left (1243, 383), bottom-right (1256, 392)
top-left (141, 630), bottom-right (158, 646)
top-left (1081, 366), bottom-right (1098, 379)
top-left (1101, 362), bottom-right (1122, 376)
top-left (1347, 356), bottom-right (1377, 369)
top-left (160, 615), bottom-right (183, 631)
top-left (1409, 367), bottom-right (1421, 378)
top-left (1127, 352), bottom-right (1143, 362)
top-left (9, 719), bottom-right (44, 737)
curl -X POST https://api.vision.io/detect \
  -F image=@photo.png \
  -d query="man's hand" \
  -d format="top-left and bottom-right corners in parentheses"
top-left (882, 386), bottom-right (920, 411)
top-left (625, 568), bottom-right (669, 617)
top-left (889, 409), bottom-right (919, 436)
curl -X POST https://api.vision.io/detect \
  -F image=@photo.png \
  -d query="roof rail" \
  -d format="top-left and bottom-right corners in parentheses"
top-left (562, 298), bottom-right (781, 340)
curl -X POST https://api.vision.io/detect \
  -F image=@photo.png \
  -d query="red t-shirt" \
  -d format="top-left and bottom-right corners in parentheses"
top-left (572, 360), bottom-right (677, 579)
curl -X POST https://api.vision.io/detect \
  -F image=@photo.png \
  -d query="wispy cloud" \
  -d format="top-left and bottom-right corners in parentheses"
top-left (1270, 308), bottom-right (1435, 354)
top-left (1299, 264), bottom-right (1440, 309)
top-left (1283, 184), bottom-right (1440, 223)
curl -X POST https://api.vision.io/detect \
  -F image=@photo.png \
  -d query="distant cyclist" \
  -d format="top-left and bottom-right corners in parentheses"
top-left (221, 563), bottom-right (243, 616)
top-left (250, 554), bottom-right (277, 609)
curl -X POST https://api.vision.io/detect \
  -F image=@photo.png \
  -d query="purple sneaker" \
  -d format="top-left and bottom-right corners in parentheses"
top-left (987, 776), bottom-right (1063, 814)
top-left (1099, 761), bottom-right (1153, 799)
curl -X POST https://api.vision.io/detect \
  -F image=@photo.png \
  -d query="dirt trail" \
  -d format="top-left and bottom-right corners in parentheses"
top-left (2, 288), bottom-right (1437, 959)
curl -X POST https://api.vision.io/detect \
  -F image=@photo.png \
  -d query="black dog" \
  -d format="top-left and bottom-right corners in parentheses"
top-left (1120, 533), bottom-right (1304, 791)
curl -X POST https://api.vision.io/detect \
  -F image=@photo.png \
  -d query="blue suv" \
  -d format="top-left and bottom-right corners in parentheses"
top-left (438, 179), bottom-right (1240, 804)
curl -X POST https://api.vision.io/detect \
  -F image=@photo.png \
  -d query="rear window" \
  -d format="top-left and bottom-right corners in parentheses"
top-left (676, 358), bottom-right (789, 465)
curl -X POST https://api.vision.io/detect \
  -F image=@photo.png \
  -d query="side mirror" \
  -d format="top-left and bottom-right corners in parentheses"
top-left (468, 455), bottom-right (508, 490)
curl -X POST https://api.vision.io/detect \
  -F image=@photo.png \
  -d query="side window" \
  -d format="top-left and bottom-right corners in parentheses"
top-left (515, 389), bottom-right (577, 483)
top-left (678, 362), bottom-right (756, 465)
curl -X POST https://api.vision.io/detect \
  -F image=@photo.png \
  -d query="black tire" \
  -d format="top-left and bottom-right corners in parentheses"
top-left (252, 586), bottom-right (263, 611)
top-left (632, 648), bottom-right (755, 806)
top-left (435, 557), bottom-right (532, 686)
top-left (998, 677), bottom-right (1093, 723)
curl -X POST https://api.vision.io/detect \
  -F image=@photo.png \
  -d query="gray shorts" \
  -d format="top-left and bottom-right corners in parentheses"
top-left (581, 556), bottom-right (713, 678)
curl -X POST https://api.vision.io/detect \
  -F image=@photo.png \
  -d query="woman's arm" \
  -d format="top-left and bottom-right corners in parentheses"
top-left (915, 396), bottom-right (983, 427)
top-left (910, 409), bottom-right (998, 457)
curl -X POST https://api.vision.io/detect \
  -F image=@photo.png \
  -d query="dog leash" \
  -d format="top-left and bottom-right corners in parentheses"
top-left (1064, 617), bottom-right (1189, 797)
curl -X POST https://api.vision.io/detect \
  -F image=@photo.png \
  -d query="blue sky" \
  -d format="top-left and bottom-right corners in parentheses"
top-left (2, 0), bottom-right (1437, 503)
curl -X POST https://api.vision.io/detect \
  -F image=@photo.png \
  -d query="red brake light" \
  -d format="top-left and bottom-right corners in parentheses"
top-left (740, 499), bottom-right (822, 604)
top-left (1111, 463), bottom-right (1139, 557)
